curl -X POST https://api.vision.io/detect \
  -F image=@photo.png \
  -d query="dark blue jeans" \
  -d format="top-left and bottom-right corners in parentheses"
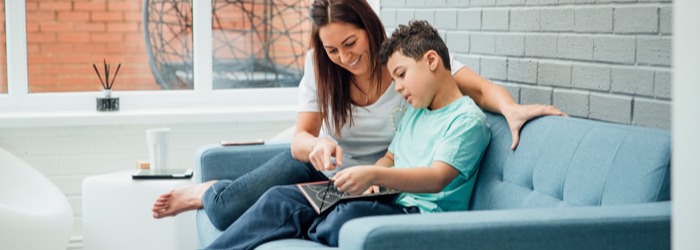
top-left (202, 150), bottom-right (328, 230)
top-left (205, 185), bottom-right (420, 250)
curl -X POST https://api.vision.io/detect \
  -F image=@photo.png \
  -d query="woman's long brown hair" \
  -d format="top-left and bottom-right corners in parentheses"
top-left (309, 0), bottom-right (386, 137)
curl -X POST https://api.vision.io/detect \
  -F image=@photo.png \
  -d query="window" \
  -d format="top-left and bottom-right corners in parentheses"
top-left (2, 1), bottom-right (297, 113)
top-left (144, 0), bottom-right (194, 90)
top-left (144, 0), bottom-right (313, 90)
top-left (0, 1), bottom-right (378, 113)
top-left (210, 0), bottom-right (311, 90)
top-left (26, 0), bottom-right (188, 93)
top-left (21, 0), bottom-right (311, 93)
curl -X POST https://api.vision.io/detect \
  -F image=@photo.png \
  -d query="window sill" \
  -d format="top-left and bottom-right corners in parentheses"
top-left (0, 105), bottom-right (297, 128)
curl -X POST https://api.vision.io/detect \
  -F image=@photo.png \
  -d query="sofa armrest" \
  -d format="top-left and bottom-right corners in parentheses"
top-left (194, 143), bottom-right (291, 183)
top-left (339, 202), bottom-right (670, 250)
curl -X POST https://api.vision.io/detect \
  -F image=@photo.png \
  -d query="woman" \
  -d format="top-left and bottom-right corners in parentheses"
top-left (151, 0), bottom-right (563, 232)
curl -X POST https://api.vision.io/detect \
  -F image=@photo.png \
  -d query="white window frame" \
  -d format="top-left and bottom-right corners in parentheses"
top-left (0, 0), bottom-right (380, 127)
top-left (0, 0), bottom-right (300, 112)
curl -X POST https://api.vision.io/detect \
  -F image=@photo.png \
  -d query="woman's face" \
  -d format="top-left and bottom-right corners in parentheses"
top-left (318, 22), bottom-right (372, 80)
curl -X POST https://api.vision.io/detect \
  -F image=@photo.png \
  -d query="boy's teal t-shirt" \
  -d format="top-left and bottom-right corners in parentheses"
top-left (388, 97), bottom-right (490, 213)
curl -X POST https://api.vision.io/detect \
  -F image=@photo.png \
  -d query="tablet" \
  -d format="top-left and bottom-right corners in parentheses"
top-left (131, 168), bottom-right (193, 179)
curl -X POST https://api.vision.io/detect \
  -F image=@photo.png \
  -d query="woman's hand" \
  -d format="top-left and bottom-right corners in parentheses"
top-left (502, 104), bottom-right (566, 150)
top-left (333, 166), bottom-right (376, 195)
top-left (451, 67), bottom-right (566, 150)
top-left (308, 137), bottom-right (344, 171)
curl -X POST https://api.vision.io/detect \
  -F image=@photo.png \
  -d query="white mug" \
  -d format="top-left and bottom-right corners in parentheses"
top-left (146, 128), bottom-right (171, 173)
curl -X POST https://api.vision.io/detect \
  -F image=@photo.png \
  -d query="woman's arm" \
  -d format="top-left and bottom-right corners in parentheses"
top-left (453, 67), bottom-right (565, 150)
top-left (452, 67), bottom-right (513, 113)
top-left (290, 112), bottom-right (321, 162)
top-left (291, 112), bottom-right (344, 170)
top-left (293, 51), bottom-right (348, 169)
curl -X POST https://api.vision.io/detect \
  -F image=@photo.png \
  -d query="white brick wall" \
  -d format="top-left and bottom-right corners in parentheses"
top-left (0, 119), bottom-right (294, 247)
top-left (382, 0), bottom-right (672, 129)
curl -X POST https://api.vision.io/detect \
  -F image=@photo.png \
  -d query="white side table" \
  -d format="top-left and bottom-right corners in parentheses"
top-left (82, 170), bottom-right (197, 250)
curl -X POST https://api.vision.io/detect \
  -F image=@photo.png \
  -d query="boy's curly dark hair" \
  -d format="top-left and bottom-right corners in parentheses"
top-left (379, 20), bottom-right (451, 70)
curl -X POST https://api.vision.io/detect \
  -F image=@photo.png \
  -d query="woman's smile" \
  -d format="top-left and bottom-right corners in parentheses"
top-left (347, 56), bottom-right (361, 68)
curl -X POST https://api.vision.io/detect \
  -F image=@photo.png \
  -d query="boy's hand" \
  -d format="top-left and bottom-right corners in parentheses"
top-left (362, 185), bottom-right (381, 194)
top-left (308, 137), bottom-right (344, 171)
top-left (333, 166), bottom-right (376, 195)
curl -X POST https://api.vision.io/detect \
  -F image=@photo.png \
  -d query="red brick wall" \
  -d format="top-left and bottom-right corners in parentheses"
top-left (26, 0), bottom-right (158, 93)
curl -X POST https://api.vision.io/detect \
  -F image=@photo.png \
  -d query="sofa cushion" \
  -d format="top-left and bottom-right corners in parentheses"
top-left (256, 239), bottom-right (335, 250)
top-left (470, 113), bottom-right (671, 211)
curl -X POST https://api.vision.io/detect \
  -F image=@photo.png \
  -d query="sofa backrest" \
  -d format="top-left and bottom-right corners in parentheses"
top-left (469, 113), bottom-right (671, 211)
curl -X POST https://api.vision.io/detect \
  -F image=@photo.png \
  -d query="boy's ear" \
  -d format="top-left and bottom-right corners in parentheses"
top-left (424, 50), bottom-right (439, 71)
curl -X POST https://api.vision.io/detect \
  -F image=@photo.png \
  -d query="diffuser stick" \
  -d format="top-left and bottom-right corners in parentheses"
top-left (93, 64), bottom-right (106, 89)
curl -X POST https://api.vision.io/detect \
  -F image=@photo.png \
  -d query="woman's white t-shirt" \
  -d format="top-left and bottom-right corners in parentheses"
top-left (297, 51), bottom-right (466, 167)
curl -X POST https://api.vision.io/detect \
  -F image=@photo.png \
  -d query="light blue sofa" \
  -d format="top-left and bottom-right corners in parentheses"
top-left (194, 112), bottom-right (671, 249)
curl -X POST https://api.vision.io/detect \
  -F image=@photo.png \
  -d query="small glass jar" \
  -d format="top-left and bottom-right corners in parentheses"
top-left (96, 89), bottom-right (119, 112)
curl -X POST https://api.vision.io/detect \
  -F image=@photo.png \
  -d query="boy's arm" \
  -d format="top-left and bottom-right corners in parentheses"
top-left (352, 151), bottom-right (396, 195)
top-left (372, 161), bottom-right (459, 193)
top-left (374, 151), bottom-right (395, 167)
top-left (335, 113), bottom-right (489, 195)
top-left (334, 161), bottom-right (459, 195)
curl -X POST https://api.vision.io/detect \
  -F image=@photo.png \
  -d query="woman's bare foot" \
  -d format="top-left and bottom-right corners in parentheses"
top-left (152, 180), bottom-right (216, 219)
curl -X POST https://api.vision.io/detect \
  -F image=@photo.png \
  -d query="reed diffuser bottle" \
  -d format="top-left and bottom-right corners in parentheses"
top-left (94, 60), bottom-right (120, 111)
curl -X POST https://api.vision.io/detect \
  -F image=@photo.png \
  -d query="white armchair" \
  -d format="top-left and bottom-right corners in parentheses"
top-left (0, 148), bottom-right (73, 250)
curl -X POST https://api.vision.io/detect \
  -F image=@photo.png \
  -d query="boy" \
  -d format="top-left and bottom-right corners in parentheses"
top-left (205, 20), bottom-right (490, 249)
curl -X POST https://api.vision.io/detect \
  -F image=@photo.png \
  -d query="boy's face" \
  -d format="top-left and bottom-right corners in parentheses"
top-left (386, 50), bottom-right (437, 109)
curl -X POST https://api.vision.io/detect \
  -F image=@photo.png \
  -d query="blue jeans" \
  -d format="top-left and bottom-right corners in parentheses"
top-left (201, 149), bottom-right (328, 230)
top-left (205, 185), bottom-right (420, 249)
